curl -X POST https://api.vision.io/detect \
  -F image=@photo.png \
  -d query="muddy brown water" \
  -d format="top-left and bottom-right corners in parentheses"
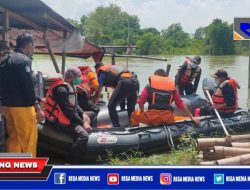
top-left (32, 54), bottom-right (250, 164)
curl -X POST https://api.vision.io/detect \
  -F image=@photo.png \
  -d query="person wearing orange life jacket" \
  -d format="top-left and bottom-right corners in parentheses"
top-left (77, 66), bottom-right (99, 94)
top-left (175, 56), bottom-right (202, 96)
top-left (197, 69), bottom-right (239, 117)
top-left (130, 69), bottom-right (200, 127)
top-left (77, 66), bottom-right (100, 115)
top-left (44, 67), bottom-right (97, 164)
top-left (92, 63), bottom-right (139, 127)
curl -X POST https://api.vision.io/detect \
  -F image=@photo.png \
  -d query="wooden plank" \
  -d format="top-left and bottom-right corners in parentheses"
top-left (61, 30), bottom-right (67, 75)
top-left (44, 32), bottom-right (60, 73)
top-left (105, 53), bottom-right (167, 62)
top-left (0, 5), bottom-right (44, 31)
top-left (2, 9), bottom-right (9, 45)
top-left (43, 13), bottom-right (72, 32)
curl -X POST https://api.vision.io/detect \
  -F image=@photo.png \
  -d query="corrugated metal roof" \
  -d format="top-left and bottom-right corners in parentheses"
top-left (0, 0), bottom-right (76, 31)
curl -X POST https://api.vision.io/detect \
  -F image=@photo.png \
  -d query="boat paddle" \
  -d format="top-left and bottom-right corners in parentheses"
top-left (205, 89), bottom-right (230, 137)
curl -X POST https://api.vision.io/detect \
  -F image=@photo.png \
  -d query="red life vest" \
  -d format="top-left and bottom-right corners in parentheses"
top-left (44, 78), bottom-right (76, 126)
top-left (179, 59), bottom-right (201, 84)
top-left (97, 64), bottom-right (132, 88)
top-left (147, 75), bottom-right (175, 110)
top-left (212, 79), bottom-right (238, 114)
top-left (76, 75), bottom-right (91, 97)
top-left (78, 66), bottom-right (92, 75)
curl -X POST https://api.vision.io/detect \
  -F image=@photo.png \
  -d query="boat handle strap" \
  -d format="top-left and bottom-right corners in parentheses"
top-left (138, 133), bottom-right (151, 140)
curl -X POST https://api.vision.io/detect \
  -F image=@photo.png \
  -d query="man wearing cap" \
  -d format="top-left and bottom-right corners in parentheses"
top-left (175, 56), bottom-right (202, 96)
top-left (210, 69), bottom-right (239, 116)
top-left (44, 67), bottom-right (97, 164)
top-left (197, 69), bottom-right (239, 117)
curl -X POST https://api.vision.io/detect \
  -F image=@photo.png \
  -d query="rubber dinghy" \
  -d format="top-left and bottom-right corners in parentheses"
top-left (37, 94), bottom-right (250, 162)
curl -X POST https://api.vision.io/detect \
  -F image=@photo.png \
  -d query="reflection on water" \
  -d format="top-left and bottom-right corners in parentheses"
top-left (33, 55), bottom-right (250, 109)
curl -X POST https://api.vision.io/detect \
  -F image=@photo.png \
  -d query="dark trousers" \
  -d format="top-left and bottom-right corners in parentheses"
top-left (69, 124), bottom-right (89, 164)
top-left (199, 104), bottom-right (234, 118)
top-left (78, 94), bottom-right (100, 116)
top-left (178, 83), bottom-right (194, 96)
top-left (108, 78), bottom-right (139, 127)
top-left (84, 111), bottom-right (97, 128)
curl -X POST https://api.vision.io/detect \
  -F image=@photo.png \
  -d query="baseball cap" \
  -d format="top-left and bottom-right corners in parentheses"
top-left (210, 69), bottom-right (228, 78)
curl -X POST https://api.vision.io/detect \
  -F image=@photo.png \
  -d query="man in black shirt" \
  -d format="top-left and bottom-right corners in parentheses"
top-left (198, 69), bottom-right (239, 117)
top-left (0, 33), bottom-right (44, 157)
top-left (45, 67), bottom-right (96, 164)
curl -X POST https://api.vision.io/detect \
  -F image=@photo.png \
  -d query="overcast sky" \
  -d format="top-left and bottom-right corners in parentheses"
top-left (42, 0), bottom-right (250, 33)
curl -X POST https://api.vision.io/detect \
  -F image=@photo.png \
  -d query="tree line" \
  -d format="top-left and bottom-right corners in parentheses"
top-left (67, 4), bottom-right (248, 56)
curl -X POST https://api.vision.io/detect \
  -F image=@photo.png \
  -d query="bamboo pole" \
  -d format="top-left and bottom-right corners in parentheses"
top-left (196, 138), bottom-right (230, 151)
top-left (229, 134), bottom-right (250, 142)
top-left (196, 134), bottom-right (250, 151)
top-left (200, 161), bottom-right (216, 165)
top-left (203, 150), bottom-right (222, 160)
top-left (105, 54), bottom-right (167, 62)
top-left (232, 142), bottom-right (250, 148)
top-left (216, 153), bottom-right (250, 165)
top-left (213, 146), bottom-right (250, 159)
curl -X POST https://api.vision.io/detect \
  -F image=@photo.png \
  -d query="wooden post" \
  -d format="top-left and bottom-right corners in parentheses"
top-left (111, 54), bottom-right (115, 65)
top-left (61, 31), bottom-right (67, 75)
top-left (44, 32), bottom-right (60, 73)
top-left (3, 9), bottom-right (9, 47)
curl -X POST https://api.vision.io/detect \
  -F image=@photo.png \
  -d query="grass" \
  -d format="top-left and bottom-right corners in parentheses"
top-left (106, 134), bottom-right (200, 165)
top-left (108, 149), bottom-right (199, 165)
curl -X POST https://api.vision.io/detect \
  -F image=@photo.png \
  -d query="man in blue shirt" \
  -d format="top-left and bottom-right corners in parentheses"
top-left (93, 63), bottom-right (139, 127)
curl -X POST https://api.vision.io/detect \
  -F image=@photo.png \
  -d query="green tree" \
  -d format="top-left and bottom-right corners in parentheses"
top-left (205, 19), bottom-right (235, 55)
top-left (136, 32), bottom-right (161, 55)
top-left (84, 4), bottom-right (140, 46)
top-left (161, 23), bottom-right (190, 54)
top-left (194, 27), bottom-right (206, 40)
top-left (67, 16), bottom-right (87, 35)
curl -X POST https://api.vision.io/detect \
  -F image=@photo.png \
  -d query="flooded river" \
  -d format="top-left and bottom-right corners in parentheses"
top-left (34, 54), bottom-right (250, 109)
top-left (30, 54), bottom-right (250, 164)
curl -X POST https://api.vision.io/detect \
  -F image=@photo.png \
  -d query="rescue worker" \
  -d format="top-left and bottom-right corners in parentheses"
top-left (175, 56), bottom-right (202, 96)
top-left (0, 33), bottom-right (44, 157)
top-left (92, 63), bottom-right (139, 127)
top-left (76, 66), bottom-right (100, 115)
top-left (197, 69), bottom-right (239, 117)
top-left (44, 67), bottom-right (97, 164)
top-left (130, 69), bottom-right (200, 127)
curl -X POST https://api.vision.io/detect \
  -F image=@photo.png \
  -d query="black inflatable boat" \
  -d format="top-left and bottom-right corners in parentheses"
top-left (37, 94), bottom-right (250, 162)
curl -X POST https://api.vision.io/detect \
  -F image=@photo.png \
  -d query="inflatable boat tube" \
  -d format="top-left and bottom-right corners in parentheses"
top-left (37, 108), bottom-right (250, 162)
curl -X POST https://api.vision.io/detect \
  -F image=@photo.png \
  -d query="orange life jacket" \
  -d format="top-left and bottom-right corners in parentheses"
top-left (76, 75), bottom-right (91, 97)
top-left (212, 79), bottom-right (237, 114)
top-left (179, 59), bottom-right (201, 84)
top-left (147, 75), bottom-right (175, 110)
top-left (78, 66), bottom-right (92, 75)
top-left (44, 78), bottom-right (76, 126)
top-left (97, 64), bottom-right (132, 87)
